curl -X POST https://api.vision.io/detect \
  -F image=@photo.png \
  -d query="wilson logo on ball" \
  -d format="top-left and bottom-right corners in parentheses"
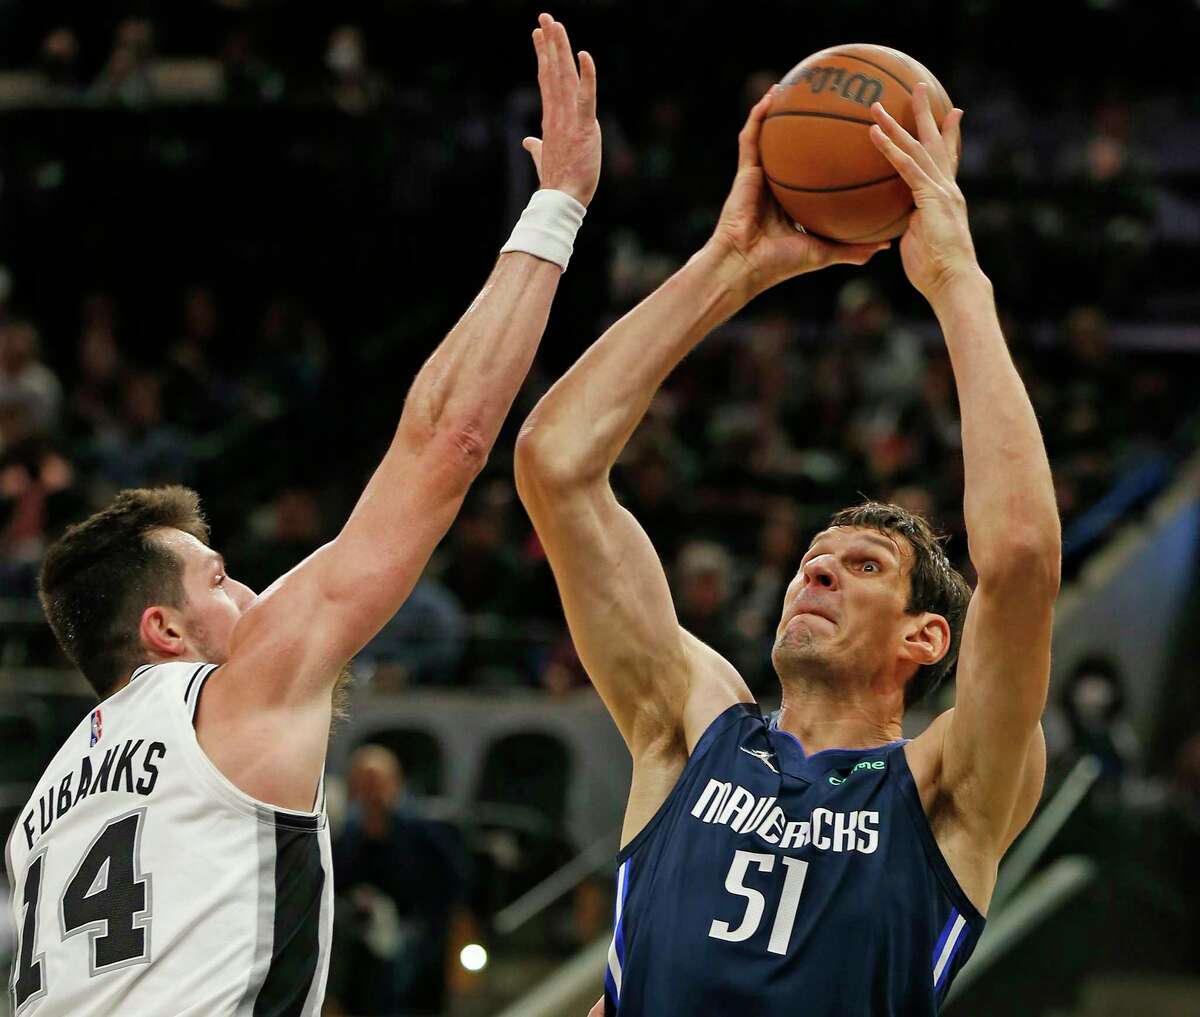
top-left (761, 44), bottom-right (953, 242)
top-left (790, 66), bottom-right (884, 108)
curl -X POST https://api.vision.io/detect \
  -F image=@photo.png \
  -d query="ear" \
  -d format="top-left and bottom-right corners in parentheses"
top-left (139, 605), bottom-right (185, 659)
top-left (902, 612), bottom-right (951, 668)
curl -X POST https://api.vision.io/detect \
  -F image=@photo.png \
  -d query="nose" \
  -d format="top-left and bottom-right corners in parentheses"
top-left (230, 578), bottom-right (258, 611)
top-left (801, 554), bottom-right (840, 590)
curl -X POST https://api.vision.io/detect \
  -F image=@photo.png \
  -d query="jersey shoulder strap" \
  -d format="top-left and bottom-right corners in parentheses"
top-left (616, 702), bottom-right (763, 865)
top-left (120, 660), bottom-right (220, 722)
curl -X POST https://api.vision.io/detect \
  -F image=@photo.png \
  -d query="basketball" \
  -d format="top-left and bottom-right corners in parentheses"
top-left (760, 44), bottom-right (954, 243)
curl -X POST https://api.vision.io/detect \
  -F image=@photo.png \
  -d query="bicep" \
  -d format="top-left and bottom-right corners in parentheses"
top-left (1002, 724), bottom-right (1046, 852)
top-left (943, 577), bottom-right (1055, 845)
top-left (521, 478), bottom-right (749, 753)
top-left (228, 440), bottom-right (473, 705)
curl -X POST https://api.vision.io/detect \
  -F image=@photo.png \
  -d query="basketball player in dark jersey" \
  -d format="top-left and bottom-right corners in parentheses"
top-left (518, 85), bottom-right (1058, 1015)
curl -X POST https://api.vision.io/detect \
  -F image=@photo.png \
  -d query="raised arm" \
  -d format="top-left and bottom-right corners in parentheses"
top-left (871, 86), bottom-right (1061, 853)
top-left (203, 14), bottom-right (601, 811)
top-left (516, 94), bottom-right (886, 838)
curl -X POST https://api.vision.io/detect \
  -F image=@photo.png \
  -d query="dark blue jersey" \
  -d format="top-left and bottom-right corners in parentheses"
top-left (605, 703), bottom-right (984, 1016)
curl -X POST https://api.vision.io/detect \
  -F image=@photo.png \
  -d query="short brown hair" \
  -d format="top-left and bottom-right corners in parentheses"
top-left (827, 501), bottom-right (972, 708)
top-left (38, 486), bottom-right (210, 699)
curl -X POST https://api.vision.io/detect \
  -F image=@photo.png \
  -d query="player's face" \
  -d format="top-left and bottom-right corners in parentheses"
top-left (772, 527), bottom-right (913, 684)
top-left (166, 529), bottom-right (257, 664)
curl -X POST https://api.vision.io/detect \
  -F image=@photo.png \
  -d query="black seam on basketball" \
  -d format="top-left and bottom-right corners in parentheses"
top-left (823, 51), bottom-right (913, 94)
top-left (841, 204), bottom-right (915, 242)
top-left (765, 171), bottom-right (900, 193)
top-left (764, 110), bottom-right (876, 127)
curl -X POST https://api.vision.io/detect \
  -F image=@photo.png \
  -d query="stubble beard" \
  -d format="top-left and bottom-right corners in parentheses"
top-left (772, 625), bottom-right (841, 692)
top-left (188, 616), bottom-right (227, 665)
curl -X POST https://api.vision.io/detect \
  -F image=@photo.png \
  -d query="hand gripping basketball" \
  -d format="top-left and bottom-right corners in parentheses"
top-left (522, 13), bottom-right (601, 207)
top-left (709, 91), bottom-right (889, 302)
top-left (869, 84), bottom-right (975, 303)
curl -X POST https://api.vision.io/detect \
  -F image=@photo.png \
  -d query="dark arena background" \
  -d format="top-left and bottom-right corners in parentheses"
top-left (2, 1), bottom-right (1200, 1015)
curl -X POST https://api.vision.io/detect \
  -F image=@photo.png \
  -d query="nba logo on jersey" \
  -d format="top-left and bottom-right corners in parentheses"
top-left (89, 707), bottom-right (103, 746)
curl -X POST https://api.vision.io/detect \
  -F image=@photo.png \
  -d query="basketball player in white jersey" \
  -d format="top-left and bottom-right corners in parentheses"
top-left (6, 14), bottom-right (599, 1015)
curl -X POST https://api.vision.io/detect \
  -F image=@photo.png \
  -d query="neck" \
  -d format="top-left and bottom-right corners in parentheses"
top-left (776, 680), bottom-right (904, 755)
top-left (362, 807), bottom-right (391, 839)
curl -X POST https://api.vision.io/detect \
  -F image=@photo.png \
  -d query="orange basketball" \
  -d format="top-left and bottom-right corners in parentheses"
top-left (760, 44), bottom-right (953, 243)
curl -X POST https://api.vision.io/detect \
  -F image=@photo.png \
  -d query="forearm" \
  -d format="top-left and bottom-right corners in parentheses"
top-left (932, 270), bottom-right (1061, 576)
top-left (519, 243), bottom-right (749, 481)
top-left (400, 251), bottom-right (562, 455)
top-left (340, 250), bottom-right (561, 552)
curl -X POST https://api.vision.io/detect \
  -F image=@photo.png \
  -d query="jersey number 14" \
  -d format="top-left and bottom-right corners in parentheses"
top-left (12, 809), bottom-right (151, 1014)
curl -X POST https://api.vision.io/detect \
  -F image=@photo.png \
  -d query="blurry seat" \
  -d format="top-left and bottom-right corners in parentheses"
top-left (475, 731), bottom-right (571, 828)
top-left (0, 694), bottom-right (54, 783)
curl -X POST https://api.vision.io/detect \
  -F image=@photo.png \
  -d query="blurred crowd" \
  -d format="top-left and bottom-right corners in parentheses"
top-left (1, 275), bottom-right (1194, 695)
top-left (0, 23), bottom-right (1195, 698)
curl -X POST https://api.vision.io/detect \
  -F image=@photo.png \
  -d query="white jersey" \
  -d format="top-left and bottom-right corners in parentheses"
top-left (6, 661), bottom-right (333, 1017)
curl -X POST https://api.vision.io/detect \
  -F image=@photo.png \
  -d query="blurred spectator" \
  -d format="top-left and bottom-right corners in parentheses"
top-left (437, 481), bottom-right (523, 616)
top-left (325, 26), bottom-right (390, 116)
top-left (241, 295), bottom-right (328, 418)
top-left (1061, 656), bottom-right (1140, 795)
top-left (836, 280), bottom-right (926, 411)
top-left (38, 28), bottom-right (83, 99)
top-left (1048, 307), bottom-right (1125, 517)
top-left (360, 577), bottom-right (466, 688)
top-left (539, 630), bottom-right (590, 697)
top-left (87, 372), bottom-right (191, 492)
top-left (1059, 102), bottom-right (1157, 310)
top-left (735, 499), bottom-right (801, 691)
top-left (0, 405), bottom-right (78, 596)
top-left (221, 27), bottom-right (284, 105)
top-left (91, 18), bottom-right (156, 108)
top-left (0, 320), bottom-right (62, 436)
top-left (163, 285), bottom-right (234, 431)
top-left (331, 745), bottom-right (468, 1017)
top-left (68, 324), bottom-right (126, 439)
top-left (1172, 732), bottom-right (1200, 834)
top-left (674, 540), bottom-right (751, 680)
top-left (616, 432), bottom-right (689, 561)
top-left (230, 487), bottom-right (325, 593)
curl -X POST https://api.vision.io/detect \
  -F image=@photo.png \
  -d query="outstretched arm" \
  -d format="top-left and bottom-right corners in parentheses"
top-left (871, 86), bottom-right (1060, 853)
top-left (204, 14), bottom-right (601, 812)
top-left (516, 94), bottom-right (886, 840)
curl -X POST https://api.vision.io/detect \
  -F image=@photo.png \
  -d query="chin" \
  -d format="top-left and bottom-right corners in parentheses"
top-left (192, 633), bottom-right (233, 666)
top-left (772, 629), bottom-right (824, 673)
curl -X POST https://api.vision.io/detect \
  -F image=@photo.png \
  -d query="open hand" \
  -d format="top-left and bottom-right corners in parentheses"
top-left (523, 13), bottom-right (601, 207)
top-left (869, 85), bottom-right (975, 303)
top-left (708, 91), bottom-right (888, 302)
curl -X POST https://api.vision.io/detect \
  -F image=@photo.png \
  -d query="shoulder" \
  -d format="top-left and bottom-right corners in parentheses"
top-left (130, 660), bottom-right (219, 717)
top-left (679, 631), bottom-right (756, 755)
top-left (904, 708), bottom-right (952, 803)
top-left (906, 708), bottom-right (1046, 850)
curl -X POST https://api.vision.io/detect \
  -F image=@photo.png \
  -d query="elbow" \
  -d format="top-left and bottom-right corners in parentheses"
top-left (514, 417), bottom-right (603, 498)
top-left (416, 421), bottom-right (489, 491)
top-left (447, 425), bottom-right (489, 486)
top-left (974, 535), bottom-right (1062, 599)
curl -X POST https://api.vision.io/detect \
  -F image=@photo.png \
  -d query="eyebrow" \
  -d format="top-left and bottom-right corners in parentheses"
top-left (803, 532), bottom-right (901, 562)
top-left (211, 552), bottom-right (227, 574)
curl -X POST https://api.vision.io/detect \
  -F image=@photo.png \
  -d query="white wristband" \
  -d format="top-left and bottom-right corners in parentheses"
top-left (500, 189), bottom-right (587, 271)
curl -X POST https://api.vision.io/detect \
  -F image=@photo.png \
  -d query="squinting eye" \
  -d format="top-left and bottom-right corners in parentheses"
top-left (863, 562), bottom-right (879, 573)
top-left (215, 574), bottom-right (225, 586)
